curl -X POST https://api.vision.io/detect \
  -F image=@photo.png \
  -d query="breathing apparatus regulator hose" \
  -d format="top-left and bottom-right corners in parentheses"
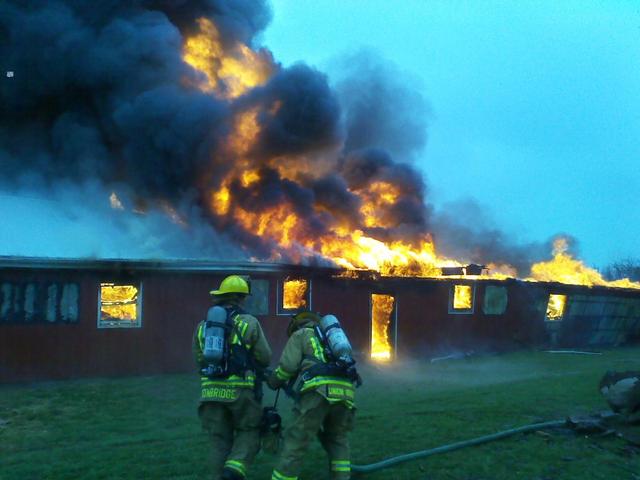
top-left (350, 419), bottom-right (566, 474)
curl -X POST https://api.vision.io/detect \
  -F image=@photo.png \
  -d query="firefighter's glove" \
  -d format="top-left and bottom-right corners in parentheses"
top-left (266, 374), bottom-right (281, 391)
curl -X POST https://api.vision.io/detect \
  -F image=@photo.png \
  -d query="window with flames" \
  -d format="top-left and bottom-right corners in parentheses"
top-left (545, 294), bottom-right (566, 321)
top-left (278, 278), bottom-right (310, 314)
top-left (449, 284), bottom-right (475, 314)
top-left (98, 283), bottom-right (142, 328)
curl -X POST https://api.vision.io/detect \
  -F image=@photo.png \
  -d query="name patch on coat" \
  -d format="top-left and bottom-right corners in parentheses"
top-left (202, 387), bottom-right (238, 401)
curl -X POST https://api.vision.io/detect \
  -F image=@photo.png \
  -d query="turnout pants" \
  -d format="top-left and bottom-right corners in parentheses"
top-left (272, 391), bottom-right (355, 480)
top-left (199, 389), bottom-right (262, 479)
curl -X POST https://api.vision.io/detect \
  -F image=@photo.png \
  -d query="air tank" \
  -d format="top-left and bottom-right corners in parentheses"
top-left (319, 314), bottom-right (353, 360)
top-left (202, 306), bottom-right (228, 364)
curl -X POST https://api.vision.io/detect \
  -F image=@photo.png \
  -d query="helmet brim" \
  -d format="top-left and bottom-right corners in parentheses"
top-left (209, 290), bottom-right (248, 296)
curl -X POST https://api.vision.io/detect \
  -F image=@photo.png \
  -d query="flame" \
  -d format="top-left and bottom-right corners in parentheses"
top-left (212, 187), bottom-right (231, 216)
top-left (229, 108), bottom-right (261, 156)
top-left (371, 294), bottom-right (394, 361)
top-left (283, 278), bottom-right (307, 309)
top-left (529, 238), bottom-right (640, 289)
top-left (181, 19), bottom-right (637, 291)
top-left (360, 182), bottom-right (400, 228)
top-left (241, 169), bottom-right (261, 187)
top-left (546, 294), bottom-right (566, 320)
top-left (183, 18), bottom-right (273, 98)
top-left (100, 283), bottom-right (138, 321)
top-left (453, 285), bottom-right (473, 309)
top-left (182, 16), bottom-right (498, 281)
top-left (319, 231), bottom-right (450, 277)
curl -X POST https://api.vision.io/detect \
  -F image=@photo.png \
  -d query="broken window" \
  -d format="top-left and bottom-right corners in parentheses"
top-left (46, 284), bottom-right (58, 323)
top-left (242, 279), bottom-right (269, 316)
top-left (449, 284), bottom-right (475, 313)
top-left (371, 294), bottom-right (395, 361)
top-left (278, 277), bottom-right (310, 314)
top-left (483, 285), bottom-right (508, 315)
top-left (60, 284), bottom-right (79, 323)
top-left (0, 282), bottom-right (11, 322)
top-left (98, 283), bottom-right (141, 328)
top-left (23, 283), bottom-right (37, 322)
top-left (0, 281), bottom-right (79, 324)
top-left (546, 294), bottom-right (566, 321)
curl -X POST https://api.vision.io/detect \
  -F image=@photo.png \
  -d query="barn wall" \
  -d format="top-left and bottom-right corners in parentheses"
top-left (385, 280), bottom-right (550, 358)
top-left (0, 266), bottom-right (350, 383)
top-left (3, 262), bottom-right (640, 383)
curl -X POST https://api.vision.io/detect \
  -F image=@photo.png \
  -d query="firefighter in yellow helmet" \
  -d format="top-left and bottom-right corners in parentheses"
top-left (268, 311), bottom-right (360, 480)
top-left (193, 275), bottom-right (272, 480)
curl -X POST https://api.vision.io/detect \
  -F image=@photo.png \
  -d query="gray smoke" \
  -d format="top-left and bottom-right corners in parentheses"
top-left (333, 50), bottom-right (430, 162)
top-left (431, 198), bottom-right (580, 274)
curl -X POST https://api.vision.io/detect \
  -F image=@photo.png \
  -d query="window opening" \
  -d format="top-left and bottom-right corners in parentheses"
top-left (99, 283), bottom-right (141, 328)
top-left (483, 285), bottom-right (508, 315)
top-left (278, 278), bottom-right (310, 314)
top-left (242, 279), bottom-right (269, 316)
top-left (449, 284), bottom-right (475, 313)
top-left (546, 294), bottom-right (566, 321)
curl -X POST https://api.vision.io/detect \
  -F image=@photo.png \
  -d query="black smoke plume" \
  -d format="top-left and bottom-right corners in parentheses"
top-left (1, 0), bottom-right (552, 273)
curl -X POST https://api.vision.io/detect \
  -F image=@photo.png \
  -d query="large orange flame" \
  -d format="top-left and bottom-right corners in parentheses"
top-left (529, 238), bottom-right (640, 289)
top-left (181, 18), bottom-right (638, 290)
top-left (183, 18), bottom-right (273, 98)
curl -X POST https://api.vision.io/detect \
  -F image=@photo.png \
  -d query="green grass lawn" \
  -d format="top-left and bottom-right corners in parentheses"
top-left (1, 348), bottom-right (640, 479)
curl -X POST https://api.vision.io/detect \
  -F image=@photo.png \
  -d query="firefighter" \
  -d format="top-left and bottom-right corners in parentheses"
top-left (268, 311), bottom-right (358, 480)
top-left (194, 275), bottom-right (272, 480)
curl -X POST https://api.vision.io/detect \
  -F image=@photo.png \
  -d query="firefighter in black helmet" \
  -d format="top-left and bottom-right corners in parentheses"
top-left (194, 275), bottom-right (272, 480)
top-left (268, 311), bottom-right (359, 480)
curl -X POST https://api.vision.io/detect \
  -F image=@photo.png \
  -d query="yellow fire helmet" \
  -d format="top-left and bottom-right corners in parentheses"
top-left (210, 275), bottom-right (251, 296)
top-left (287, 310), bottom-right (322, 337)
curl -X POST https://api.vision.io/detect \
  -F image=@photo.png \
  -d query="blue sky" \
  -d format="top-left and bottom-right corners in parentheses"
top-left (262, 0), bottom-right (640, 268)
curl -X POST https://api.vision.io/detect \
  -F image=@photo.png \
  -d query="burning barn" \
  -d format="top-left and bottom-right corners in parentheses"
top-left (2, 3), bottom-right (640, 385)
top-left (2, 256), bottom-right (640, 384)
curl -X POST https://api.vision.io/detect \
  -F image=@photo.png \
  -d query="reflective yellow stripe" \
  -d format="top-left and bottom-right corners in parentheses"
top-left (201, 374), bottom-right (255, 388)
top-left (309, 336), bottom-right (326, 362)
top-left (327, 386), bottom-right (355, 398)
top-left (275, 366), bottom-right (294, 380)
top-left (271, 470), bottom-right (298, 480)
top-left (301, 376), bottom-right (354, 391)
top-left (202, 381), bottom-right (252, 388)
top-left (230, 318), bottom-right (250, 346)
top-left (331, 460), bottom-right (351, 472)
top-left (197, 322), bottom-right (205, 349)
top-left (224, 460), bottom-right (246, 477)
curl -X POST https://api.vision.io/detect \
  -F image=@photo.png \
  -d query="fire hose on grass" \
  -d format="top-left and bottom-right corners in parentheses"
top-left (350, 419), bottom-right (567, 474)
